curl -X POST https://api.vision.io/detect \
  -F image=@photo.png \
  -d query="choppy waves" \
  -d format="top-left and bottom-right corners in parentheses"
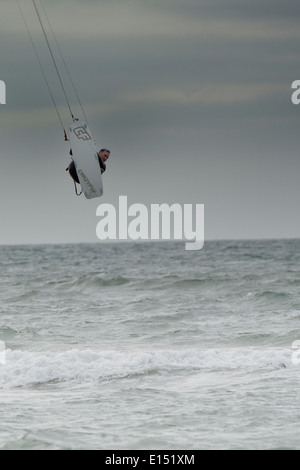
top-left (0, 346), bottom-right (292, 389)
top-left (1, 240), bottom-right (300, 449)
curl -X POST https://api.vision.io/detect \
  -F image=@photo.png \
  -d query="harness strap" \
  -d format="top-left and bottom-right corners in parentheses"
top-left (73, 180), bottom-right (82, 196)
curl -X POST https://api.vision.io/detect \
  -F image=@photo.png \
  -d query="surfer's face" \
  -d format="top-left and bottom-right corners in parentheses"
top-left (101, 150), bottom-right (110, 162)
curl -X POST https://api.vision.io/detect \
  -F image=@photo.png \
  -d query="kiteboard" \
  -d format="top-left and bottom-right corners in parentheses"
top-left (69, 121), bottom-right (103, 199)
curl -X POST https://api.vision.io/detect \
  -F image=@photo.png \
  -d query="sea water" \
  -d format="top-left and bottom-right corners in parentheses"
top-left (0, 240), bottom-right (299, 450)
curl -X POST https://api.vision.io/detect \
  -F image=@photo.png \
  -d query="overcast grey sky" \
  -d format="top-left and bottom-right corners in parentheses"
top-left (0, 0), bottom-right (299, 244)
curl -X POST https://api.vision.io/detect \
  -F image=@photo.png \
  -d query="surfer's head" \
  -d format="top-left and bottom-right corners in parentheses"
top-left (99, 149), bottom-right (110, 162)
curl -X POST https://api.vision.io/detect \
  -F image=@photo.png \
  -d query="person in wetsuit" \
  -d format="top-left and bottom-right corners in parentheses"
top-left (67, 149), bottom-right (110, 184)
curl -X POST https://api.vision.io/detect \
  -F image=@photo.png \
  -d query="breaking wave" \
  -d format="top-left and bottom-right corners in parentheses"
top-left (0, 347), bottom-right (292, 389)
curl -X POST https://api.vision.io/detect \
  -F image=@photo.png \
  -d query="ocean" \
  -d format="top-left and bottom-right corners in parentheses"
top-left (0, 239), bottom-right (299, 450)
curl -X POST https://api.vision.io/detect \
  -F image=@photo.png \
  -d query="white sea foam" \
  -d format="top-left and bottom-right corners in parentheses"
top-left (0, 347), bottom-right (292, 389)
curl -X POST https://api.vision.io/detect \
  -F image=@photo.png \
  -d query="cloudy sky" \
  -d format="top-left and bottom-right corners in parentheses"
top-left (0, 0), bottom-right (299, 244)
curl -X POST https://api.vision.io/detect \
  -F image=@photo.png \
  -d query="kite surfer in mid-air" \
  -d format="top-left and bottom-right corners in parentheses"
top-left (17, 0), bottom-right (108, 199)
top-left (67, 148), bottom-right (111, 184)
